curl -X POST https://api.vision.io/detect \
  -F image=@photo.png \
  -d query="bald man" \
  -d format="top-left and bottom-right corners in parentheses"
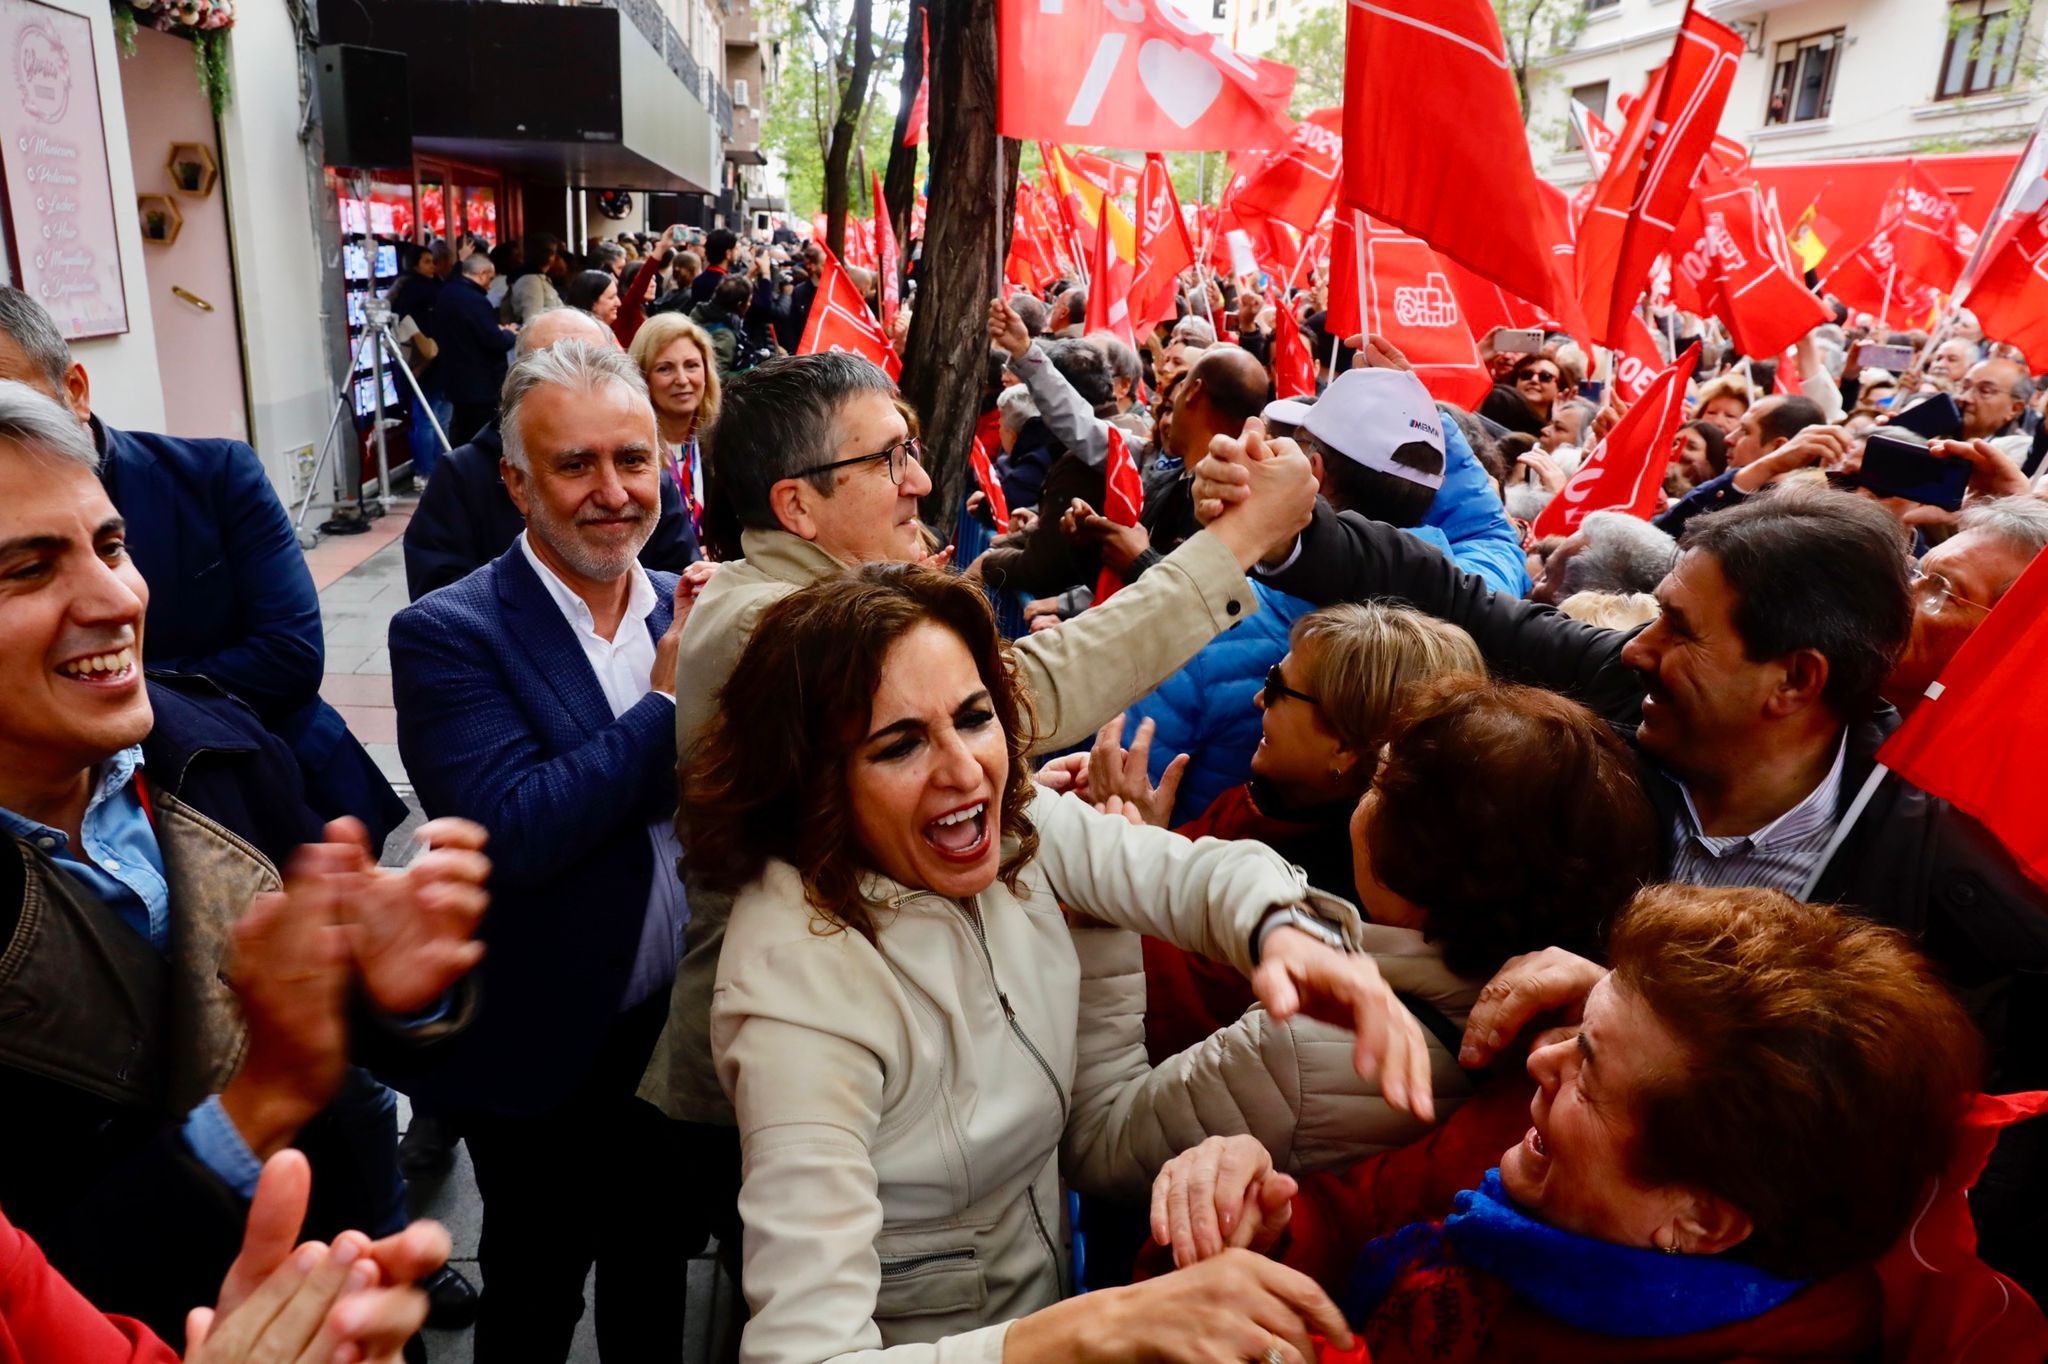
top-left (403, 306), bottom-right (700, 599)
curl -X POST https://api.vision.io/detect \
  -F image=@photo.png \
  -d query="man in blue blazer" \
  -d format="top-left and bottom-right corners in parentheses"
top-left (389, 338), bottom-right (706, 1362)
top-left (0, 287), bottom-right (407, 852)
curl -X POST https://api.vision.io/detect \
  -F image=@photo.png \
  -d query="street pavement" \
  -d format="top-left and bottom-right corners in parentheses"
top-left (315, 498), bottom-right (737, 1362)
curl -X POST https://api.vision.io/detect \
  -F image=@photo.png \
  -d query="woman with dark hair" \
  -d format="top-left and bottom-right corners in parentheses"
top-left (693, 565), bottom-right (1436, 1364)
top-left (1670, 419), bottom-right (1728, 489)
top-left (1153, 884), bottom-right (2030, 1361)
top-left (562, 268), bottom-right (620, 325)
top-left (1478, 355), bottom-right (1564, 438)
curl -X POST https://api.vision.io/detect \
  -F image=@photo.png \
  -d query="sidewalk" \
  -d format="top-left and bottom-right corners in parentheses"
top-left (313, 503), bottom-right (737, 1363)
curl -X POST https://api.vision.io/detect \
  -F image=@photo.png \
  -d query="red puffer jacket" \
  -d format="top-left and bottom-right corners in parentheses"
top-left (0, 1206), bottom-right (176, 1363)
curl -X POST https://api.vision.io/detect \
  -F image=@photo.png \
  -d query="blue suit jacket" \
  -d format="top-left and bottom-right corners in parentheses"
top-left (97, 421), bottom-right (406, 846)
top-left (389, 544), bottom-right (680, 1113)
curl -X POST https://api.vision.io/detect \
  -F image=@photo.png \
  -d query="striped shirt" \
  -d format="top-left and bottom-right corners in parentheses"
top-left (1666, 733), bottom-right (1848, 897)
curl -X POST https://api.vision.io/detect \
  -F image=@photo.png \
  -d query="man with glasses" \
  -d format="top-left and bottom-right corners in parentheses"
top-left (388, 339), bottom-right (706, 1361)
top-left (1884, 491), bottom-right (2048, 713)
top-left (1954, 356), bottom-right (2034, 464)
top-left (639, 352), bottom-right (1320, 1254)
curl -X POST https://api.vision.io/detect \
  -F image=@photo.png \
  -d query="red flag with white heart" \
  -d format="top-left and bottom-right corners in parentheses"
top-left (996, 0), bottom-right (1295, 152)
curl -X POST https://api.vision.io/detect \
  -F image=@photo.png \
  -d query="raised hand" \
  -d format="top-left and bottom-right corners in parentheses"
top-left (1085, 714), bottom-right (1187, 828)
top-left (1456, 945), bottom-right (1607, 1069)
top-left (1252, 925), bottom-right (1436, 1122)
top-left (330, 817), bottom-right (490, 1016)
top-left (988, 296), bottom-right (1031, 359)
top-left (1201, 419), bottom-right (1319, 569)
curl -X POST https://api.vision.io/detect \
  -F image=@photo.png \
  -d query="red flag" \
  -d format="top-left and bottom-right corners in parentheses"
top-left (1875, 1090), bottom-right (2048, 1363)
top-left (1570, 98), bottom-right (1617, 175)
top-left (904, 8), bottom-right (930, 146)
top-left (872, 171), bottom-right (900, 336)
top-left (1094, 424), bottom-right (1144, 602)
top-left (1878, 546), bottom-right (2048, 892)
top-left (1343, 0), bottom-right (1576, 320)
top-left (797, 246), bottom-right (901, 380)
top-left (1132, 153), bottom-right (1195, 334)
top-left (997, 0), bottom-right (1294, 152)
top-left (1958, 191), bottom-right (2048, 371)
top-left (970, 409), bottom-right (1010, 533)
top-left (1083, 200), bottom-right (1138, 348)
top-left (1893, 161), bottom-right (1975, 291)
top-left (1236, 107), bottom-right (1343, 231)
top-left (1328, 209), bottom-right (1490, 409)
top-left (1268, 288), bottom-right (1316, 399)
top-left (1530, 342), bottom-right (1699, 539)
top-left (1576, 7), bottom-right (1744, 345)
top-left (1820, 219), bottom-right (1938, 323)
top-left (1611, 312), bottom-right (1665, 406)
top-left (1668, 165), bottom-right (1830, 358)
top-left (1068, 149), bottom-right (1143, 202)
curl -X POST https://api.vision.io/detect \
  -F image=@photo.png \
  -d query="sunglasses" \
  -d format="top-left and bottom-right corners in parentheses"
top-left (1262, 663), bottom-right (1320, 709)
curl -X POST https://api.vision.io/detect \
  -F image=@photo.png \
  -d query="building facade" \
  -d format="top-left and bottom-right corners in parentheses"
top-left (1534, 0), bottom-right (2048, 184)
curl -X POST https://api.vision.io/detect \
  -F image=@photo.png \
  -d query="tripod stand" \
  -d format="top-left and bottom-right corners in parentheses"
top-left (294, 296), bottom-right (455, 545)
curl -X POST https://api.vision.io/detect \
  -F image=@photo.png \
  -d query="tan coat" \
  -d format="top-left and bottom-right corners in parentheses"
top-left (641, 526), bottom-right (1260, 1123)
top-left (712, 786), bottom-right (1338, 1364)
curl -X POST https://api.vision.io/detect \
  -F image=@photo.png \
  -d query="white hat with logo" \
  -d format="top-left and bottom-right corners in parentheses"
top-left (1301, 368), bottom-right (1447, 490)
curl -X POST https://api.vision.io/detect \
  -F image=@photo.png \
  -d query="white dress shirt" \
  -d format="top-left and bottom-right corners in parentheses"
top-left (519, 532), bottom-right (686, 1009)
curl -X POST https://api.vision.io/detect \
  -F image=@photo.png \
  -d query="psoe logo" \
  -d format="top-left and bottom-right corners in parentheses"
top-left (1393, 272), bottom-right (1458, 328)
top-left (14, 19), bottom-right (70, 125)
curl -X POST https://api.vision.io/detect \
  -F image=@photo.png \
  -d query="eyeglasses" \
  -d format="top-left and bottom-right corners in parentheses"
top-left (1262, 663), bottom-right (1320, 709)
top-left (814, 436), bottom-right (923, 485)
top-left (1522, 370), bottom-right (1561, 386)
top-left (1956, 381), bottom-right (2016, 403)
top-left (1910, 564), bottom-right (1995, 617)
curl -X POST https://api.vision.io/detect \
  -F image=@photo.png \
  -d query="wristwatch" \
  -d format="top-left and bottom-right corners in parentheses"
top-left (1250, 903), bottom-right (1349, 966)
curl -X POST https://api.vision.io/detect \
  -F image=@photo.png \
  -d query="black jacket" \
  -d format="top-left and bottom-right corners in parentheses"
top-left (427, 276), bottom-right (515, 404)
top-left (978, 451), bottom-right (1107, 597)
top-left (402, 424), bottom-right (701, 601)
top-left (0, 677), bottom-right (468, 1337)
top-left (1262, 499), bottom-right (2048, 1086)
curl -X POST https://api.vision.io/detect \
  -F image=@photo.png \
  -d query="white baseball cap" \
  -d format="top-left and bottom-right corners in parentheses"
top-left (1262, 396), bottom-right (1315, 427)
top-left (1301, 368), bottom-right (1446, 490)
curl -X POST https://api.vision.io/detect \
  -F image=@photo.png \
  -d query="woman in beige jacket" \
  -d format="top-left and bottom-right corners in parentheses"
top-left (688, 567), bottom-right (1436, 1364)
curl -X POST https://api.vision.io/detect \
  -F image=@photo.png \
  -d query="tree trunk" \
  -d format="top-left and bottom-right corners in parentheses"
top-left (900, 0), bottom-right (1011, 541)
top-left (881, 0), bottom-right (926, 256)
top-left (823, 0), bottom-right (876, 258)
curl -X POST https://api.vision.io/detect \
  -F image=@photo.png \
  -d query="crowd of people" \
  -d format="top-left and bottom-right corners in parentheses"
top-left (0, 178), bottom-right (2042, 1364)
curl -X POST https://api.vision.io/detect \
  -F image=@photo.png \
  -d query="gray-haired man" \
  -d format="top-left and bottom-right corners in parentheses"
top-left (389, 339), bottom-right (702, 1361)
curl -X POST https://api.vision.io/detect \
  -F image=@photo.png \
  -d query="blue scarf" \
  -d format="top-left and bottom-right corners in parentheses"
top-left (1348, 1170), bottom-right (1809, 1339)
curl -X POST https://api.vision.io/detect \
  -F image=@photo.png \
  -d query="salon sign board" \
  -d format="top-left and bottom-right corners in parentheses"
top-left (0, 0), bottom-right (127, 339)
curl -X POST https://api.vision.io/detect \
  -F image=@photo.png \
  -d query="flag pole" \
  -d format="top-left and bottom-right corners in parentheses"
top-left (1329, 332), bottom-right (1341, 376)
top-left (1879, 260), bottom-right (1898, 330)
top-left (1798, 761), bottom-right (1893, 901)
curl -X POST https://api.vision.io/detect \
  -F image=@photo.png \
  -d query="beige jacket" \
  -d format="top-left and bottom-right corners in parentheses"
top-left (712, 787), bottom-right (1337, 1364)
top-left (1063, 920), bottom-right (1481, 1197)
top-left (641, 526), bottom-right (1259, 1123)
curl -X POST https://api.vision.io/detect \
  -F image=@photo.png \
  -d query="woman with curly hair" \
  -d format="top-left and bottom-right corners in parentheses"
top-left (690, 564), bottom-right (1444, 1364)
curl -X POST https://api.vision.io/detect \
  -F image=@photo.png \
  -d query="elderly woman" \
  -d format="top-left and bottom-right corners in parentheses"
top-left (1153, 884), bottom-right (1993, 1360)
top-left (1478, 355), bottom-right (1564, 439)
top-left (1690, 373), bottom-right (1750, 438)
top-left (629, 312), bottom-right (720, 542)
top-left (693, 565), bottom-right (1429, 1364)
top-left (1068, 675), bottom-right (1657, 1188)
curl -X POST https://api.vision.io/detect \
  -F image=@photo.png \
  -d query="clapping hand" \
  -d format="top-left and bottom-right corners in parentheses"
top-left (323, 817), bottom-right (490, 1016)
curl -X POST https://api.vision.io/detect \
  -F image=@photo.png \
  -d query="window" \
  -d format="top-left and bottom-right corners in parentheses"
top-left (1564, 79), bottom-right (1609, 151)
top-left (1766, 29), bottom-right (1843, 125)
top-left (1212, 0), bottom-right (1226, 18)
top-left (1585, 0), bottom-right (1619, 12)
top-left (1938, 1), bottom-right (2025, 98)
top-left (733, 78), bottom-right (750, 107)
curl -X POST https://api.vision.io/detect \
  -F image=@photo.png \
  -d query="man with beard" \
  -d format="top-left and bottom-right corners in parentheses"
top-left (388, 339), bottom-right (698, 1361)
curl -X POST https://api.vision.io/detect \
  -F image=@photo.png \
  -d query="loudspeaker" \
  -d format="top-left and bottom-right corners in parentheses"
top-left (315, 45), bottom-right (412, 171)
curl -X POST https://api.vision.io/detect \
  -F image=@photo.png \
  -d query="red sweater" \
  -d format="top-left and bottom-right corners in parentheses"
top-left (0, 1206), bottom-right (176, 1363)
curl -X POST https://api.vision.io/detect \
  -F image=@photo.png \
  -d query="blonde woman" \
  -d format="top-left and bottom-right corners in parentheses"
top-left (630, 313), bottom-right (721, 543)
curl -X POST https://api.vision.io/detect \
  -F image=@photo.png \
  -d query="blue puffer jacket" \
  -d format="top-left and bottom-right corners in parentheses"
top-left (1125, 423), bottom-right (1527, 823)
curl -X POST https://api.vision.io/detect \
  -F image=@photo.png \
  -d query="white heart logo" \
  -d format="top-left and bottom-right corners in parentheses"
top-left (1137, 39), bottom-right (1223, 130)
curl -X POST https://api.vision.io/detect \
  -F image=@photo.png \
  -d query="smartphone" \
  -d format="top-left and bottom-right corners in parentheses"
top-left (1886, 392), bottom-right (1964, 440)
top-left (1494, 328), bottom-right (1546, 354)
top-left (1846, 432), bottom-right (1971, 510)
top-left (1854, 342), bottom-right (1916, 372)
top-left (1578, 379), bottom-right (1605, 404)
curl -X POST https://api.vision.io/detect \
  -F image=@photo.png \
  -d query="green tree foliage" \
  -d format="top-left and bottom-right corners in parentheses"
top-left (759, 0), bottom-right (907, 222)
top-left (1493, 0), bottom-right (1590, 122)
top-left (1265, 0), bottom-right (1345, 115)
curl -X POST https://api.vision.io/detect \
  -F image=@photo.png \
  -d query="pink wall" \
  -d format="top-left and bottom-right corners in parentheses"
top-left (117, 26), bottom-right (247, 441)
